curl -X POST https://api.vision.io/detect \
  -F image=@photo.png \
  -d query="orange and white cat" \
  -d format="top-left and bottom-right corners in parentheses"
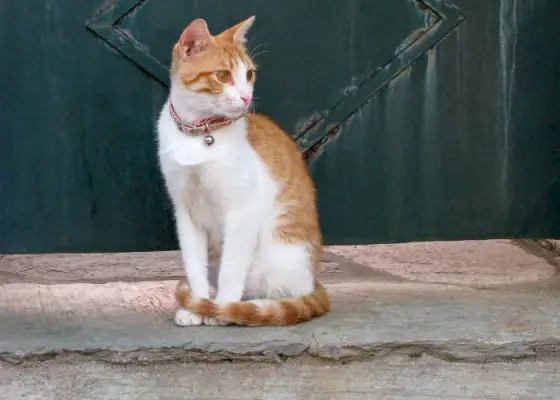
top-left (157, 16), bottom-right (330, 326)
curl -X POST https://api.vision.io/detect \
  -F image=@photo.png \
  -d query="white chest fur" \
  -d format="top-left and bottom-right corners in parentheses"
top-left (157, 103), bottom-right (277, 247)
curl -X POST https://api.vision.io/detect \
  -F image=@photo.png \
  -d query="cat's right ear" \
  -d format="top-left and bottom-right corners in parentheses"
top-left (177, 19), bottom-right (215, 58)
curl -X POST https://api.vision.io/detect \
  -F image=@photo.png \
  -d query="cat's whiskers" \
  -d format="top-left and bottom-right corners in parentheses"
top-left (245, 30), bottom-right (264, 53)
top-left (249, 50), bottom-right (269, 60)
top-left (248, 42), bottom-right (269, 60)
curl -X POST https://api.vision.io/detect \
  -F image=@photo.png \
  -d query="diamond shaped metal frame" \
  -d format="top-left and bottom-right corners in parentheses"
top-left (86, 0), bottom-right (465, 154)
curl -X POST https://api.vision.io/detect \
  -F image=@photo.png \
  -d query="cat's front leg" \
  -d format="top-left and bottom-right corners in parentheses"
top-left (214, 207), bottom-right (261, 307)
top-left (173, 205), bottom-right (210, 326)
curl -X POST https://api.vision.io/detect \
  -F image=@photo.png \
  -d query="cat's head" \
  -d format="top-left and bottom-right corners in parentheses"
top-left (171, 17), bottom-right (256, 119)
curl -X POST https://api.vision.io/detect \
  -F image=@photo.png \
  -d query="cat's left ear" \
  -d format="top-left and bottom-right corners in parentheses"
top-left (218, 16), bottom-right (255, 45)
top-left (177, 18), bottom-right (215, 58)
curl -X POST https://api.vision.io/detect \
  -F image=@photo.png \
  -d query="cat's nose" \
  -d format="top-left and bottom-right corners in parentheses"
top-left (241, 96), bottom-right (252, 106)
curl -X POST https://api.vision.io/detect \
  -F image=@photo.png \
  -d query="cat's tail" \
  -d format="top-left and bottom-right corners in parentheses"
top-left (175, 280), bottom-right (330, 326)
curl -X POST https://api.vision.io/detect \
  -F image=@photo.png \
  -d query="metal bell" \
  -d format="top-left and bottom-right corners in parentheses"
top-left (204, 135), bottom-right (215, 146)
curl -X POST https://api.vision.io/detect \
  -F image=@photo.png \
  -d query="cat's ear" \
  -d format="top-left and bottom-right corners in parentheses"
top-left (218, 16), bottom-right (255, 45)
top-left (177, 18), bottom-right (215, 58)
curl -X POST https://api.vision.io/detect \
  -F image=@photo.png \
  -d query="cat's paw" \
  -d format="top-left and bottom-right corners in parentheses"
top-left (203, 316), bottom-right (230, 326)
top-left (174, 308), bottom-right (203, 326)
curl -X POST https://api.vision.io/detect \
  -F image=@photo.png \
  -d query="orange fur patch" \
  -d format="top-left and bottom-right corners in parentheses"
top-left (246, 114), bottom-right (323, 270)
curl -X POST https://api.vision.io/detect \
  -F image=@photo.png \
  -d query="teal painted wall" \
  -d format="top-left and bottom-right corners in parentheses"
top-left (1, 0), bottom-right (558, 253)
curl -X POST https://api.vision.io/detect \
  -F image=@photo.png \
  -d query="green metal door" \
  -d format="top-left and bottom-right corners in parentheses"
top-left (1, 0), bottom-right (558, 253)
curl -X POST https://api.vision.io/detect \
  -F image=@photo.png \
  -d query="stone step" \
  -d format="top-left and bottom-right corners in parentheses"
top-left (1, 240), bottom-right (559, 365)
top-left (2, 357), bottom-right (559, 400)
top-left (1, 240), bottom-right (559, 399)
top-left (1, 277), bottom-right (559, 365)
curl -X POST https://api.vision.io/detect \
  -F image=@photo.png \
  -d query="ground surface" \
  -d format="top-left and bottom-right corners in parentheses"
top-left (2, 358), bottom-right (559, 400)
top-left (0, 239), bottom-right (559, 399)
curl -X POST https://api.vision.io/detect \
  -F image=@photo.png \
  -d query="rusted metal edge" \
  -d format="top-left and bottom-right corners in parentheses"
top-left (298, 0), bottom-right (466, 158)
top-left (85, 0), bottom-right (169, 85)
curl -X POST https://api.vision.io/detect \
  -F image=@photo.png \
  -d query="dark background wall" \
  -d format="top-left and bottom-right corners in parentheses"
top-left (0, 0), bottom-right (558, 253)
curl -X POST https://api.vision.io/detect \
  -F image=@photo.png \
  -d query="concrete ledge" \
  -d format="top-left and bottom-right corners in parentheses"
top-left (2, 240), bottom-right (556, 288)
top-left (1, 240), bottom-right (558, 366)
top-left (1, 280), bottom-right (559, 365)
top-left (1, 357), bottom-right (559, 400)
top-left (1, 357), bottom-right (559, 399)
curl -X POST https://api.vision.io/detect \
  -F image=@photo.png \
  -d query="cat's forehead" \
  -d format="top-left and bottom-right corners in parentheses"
top-left (217, 41), bottom-right (253, 67)
top-left (184, 41), bottom-right (254, 72)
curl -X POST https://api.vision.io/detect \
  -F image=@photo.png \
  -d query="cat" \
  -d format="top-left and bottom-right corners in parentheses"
top-left (156, 16), bottom-right (330, 326)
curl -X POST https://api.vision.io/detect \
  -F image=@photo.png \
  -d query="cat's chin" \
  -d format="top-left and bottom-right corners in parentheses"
top-left (218, 109), bottom-right (248, 119)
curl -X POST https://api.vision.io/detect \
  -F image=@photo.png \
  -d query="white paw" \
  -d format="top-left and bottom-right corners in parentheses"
top-left (174, 308), bottom-right (203, 326)
top-left (203, 316), bottom-right (230, 326)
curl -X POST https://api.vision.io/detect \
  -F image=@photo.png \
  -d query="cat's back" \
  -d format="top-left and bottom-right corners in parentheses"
top-left (246, 113), bottom-right (297, 150)
top-left (246, 113), bottom-right (311, 185)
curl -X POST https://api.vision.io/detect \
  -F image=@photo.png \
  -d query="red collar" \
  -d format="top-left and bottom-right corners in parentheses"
top-left (169, 103), bottom-right (244, 135)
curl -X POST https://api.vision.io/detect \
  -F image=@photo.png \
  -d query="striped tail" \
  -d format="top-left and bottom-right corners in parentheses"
top-left (175, 280), bottom-right (330, 326)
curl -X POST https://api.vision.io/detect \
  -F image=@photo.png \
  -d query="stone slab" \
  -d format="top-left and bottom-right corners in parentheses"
top-left (328, 240), bottom-right (557, 287)
top-left (0, 251), bottom-right (403, 285)
top-left (1, 279), bottom-right (559, 365)
top-left (2, 240), bottom-right (556, 290)
top-left (1, 357), bottom-right (559, 400)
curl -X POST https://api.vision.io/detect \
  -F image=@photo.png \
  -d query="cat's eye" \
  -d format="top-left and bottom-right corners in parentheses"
top-left (246, 69), bottom-right (256, 81)
top-left (215, 70), bottom-right (232, 83)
